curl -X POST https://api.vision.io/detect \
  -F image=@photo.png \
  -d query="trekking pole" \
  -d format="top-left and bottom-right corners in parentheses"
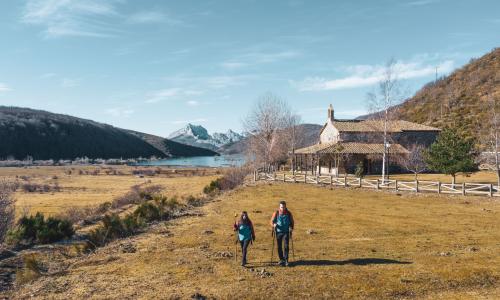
top-left (270, 227), bottom-right (275, 265)
top-left (290, 230), bottom-right (295, 261)
top-left (234, 213), bottom-right (238, 263)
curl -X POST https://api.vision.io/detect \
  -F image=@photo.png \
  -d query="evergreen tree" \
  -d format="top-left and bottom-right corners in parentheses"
top-left (425, 127), bottom-right (477, 184)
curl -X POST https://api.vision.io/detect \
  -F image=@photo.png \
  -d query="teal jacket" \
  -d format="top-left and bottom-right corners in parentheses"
top-left (271, 210), bottom-right (294, 233)
top-left (234, 221), bottom-right (255, 241)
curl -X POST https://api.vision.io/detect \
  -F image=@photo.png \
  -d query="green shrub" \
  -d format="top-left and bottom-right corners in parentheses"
top-left (203, 178), bottom-right (222, 194)
top-left (7, 213), bottom-right (74, 246)
top-left (355, 161), bottom-right (365, 178)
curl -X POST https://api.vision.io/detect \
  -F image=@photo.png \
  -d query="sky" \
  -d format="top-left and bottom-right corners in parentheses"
top-left (0, 0), bottom-right (499, 137)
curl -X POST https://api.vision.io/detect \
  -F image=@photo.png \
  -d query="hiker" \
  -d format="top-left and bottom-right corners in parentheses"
top-left (233, 211), bottom-right (256, 266)
top-left (270, 200), bottom-right (294, 266)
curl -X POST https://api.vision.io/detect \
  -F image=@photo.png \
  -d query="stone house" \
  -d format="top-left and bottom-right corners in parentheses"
top-left (293, 105), bottom-right (440, 175)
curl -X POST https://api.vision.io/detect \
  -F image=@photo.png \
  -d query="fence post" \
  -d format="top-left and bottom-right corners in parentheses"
top-left (438, 181), bottom-right (441, 194)
top-left (462, 182), bottom-right (466, 196)
top-left (489, 183), bottom-right (493, 197)
top-left (416, 180), bottom-right (419, 193)
top-left (358, 177), bottom-right (362, 188)
top-left (274, 173), bottom-right (277, 181)
top-left (344, 173), bottom-right (348, 187)
top-left (253, 170), bottom-right (256, 182)
top-left (330, 175), bottom-right (333, 185)
top-left (376, 179), bottom-right (380, 190)
top-left (395, 180), bottom-right (398, 191)
top-left (293, 174), bottom-right (297, 183)
top-left (283, 173), bottom-right (286, 182)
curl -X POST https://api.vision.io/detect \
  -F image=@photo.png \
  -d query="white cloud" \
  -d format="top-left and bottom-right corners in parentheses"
top-left (22, 0), bottom-right (122, 38)
top-left (292, 59), bottom-right (455, 91)
top-left (128, 11), bottom-right (184, 25)
top-left (61, 78), bottom-right (79, 88)
top-left (105, 107), bottom-right (134, 117)
top-left (171, 118), bottom-right (207, 125)
top-left (222, 50), bottom-right (300, 70)
top-left (0, 83), bottom-right (12, 92)
top-left (186, 100), bottom-right (199, 106)
top-left (405, 0), bottom-right (439, 6)
top-left (145, 88), bottom-right (203, 104)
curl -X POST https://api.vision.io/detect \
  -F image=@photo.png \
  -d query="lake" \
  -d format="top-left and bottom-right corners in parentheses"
top-left (135, 154), bottom-right (245, 168)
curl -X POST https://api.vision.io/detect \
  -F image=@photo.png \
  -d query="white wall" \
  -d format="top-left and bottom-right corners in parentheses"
top-left (320, 121), bottom-right (339, 143)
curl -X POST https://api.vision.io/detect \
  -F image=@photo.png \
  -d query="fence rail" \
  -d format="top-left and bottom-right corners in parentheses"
top-left (253, 172), bottom-right (500, 197)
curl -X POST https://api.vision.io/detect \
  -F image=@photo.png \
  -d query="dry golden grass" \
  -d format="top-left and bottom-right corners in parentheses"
top-left (11, 180), bottom-right (500, 299)
top-left (0, 166), bottom-right (218, 218)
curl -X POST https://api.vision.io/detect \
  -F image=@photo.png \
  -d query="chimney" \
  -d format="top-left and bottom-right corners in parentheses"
top-left (328, 104), bottom-right (334, 122)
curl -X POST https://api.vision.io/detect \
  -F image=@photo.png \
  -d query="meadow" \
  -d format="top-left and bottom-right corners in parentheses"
top-left (7, 172), bottom-right (500, 299)
top-left (0, 166), bottom-right (219, 218)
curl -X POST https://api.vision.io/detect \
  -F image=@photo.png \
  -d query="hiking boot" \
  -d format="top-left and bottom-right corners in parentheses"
top-left (285, 260), bottom-right (289, 267)
top-left (241, 260), bottom-right (247, 266)
top-left (278, 259), bottom-right (285, 266)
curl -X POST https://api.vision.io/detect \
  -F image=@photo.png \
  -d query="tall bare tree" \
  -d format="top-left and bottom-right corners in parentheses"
top-left (398, 144), bottom-right (427, 180)
top-left (366, 58), bottom-right (404, 182)
top-left (481, 92), bottom-right (500, 186)
top-left (243, 93), bottom-right (301, 172)
top-left (0, 180), bottom-right (15, 247)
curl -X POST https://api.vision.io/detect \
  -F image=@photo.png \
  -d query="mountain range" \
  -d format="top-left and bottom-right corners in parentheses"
top-left (168, 124), bottom-right (244, 152)
top-left (0, 106), bottom-right (217, 160)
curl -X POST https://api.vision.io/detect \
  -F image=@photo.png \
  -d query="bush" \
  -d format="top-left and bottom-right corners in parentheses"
top-left (16, 254), bottom-right (42, 285)
top-left (355, 161), bottom-right (365, 178)
top-left (7, 213), bottom-right (74, 246)
top-left (86, 195), bottom-right (181, 249)
top-left (203, 167), bottom-right (250, 194)
top-left (0, 180), bottom-right (16, 246)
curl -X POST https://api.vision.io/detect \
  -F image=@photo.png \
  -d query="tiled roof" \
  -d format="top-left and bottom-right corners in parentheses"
top-left (332, 120), bottom-right (440, 132)
top-left (295, 142), bottom-right (409, 155)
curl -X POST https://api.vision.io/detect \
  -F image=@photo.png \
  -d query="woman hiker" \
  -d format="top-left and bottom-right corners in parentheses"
top-left (233, 211), bottom-right (256, 266)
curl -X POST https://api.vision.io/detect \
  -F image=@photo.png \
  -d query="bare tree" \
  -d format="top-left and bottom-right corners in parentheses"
top-left (323, 144), bottom-right (351, 176)
top-left (243, 93), bottom-right (301, 172)
top-left (366, 58), bottom-right (405, 182)
top-left (285, 114), bottom-right (303, 174)
top-left (480, 93), bottom-right (500, 186)
top-left (398, 144), bottom-right (427, 180)
top-left (0, 180), bottom-right (15, 247)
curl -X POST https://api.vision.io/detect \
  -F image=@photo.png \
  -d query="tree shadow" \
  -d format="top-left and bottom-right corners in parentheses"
top-left (290, 258), bottom-right (412, 267)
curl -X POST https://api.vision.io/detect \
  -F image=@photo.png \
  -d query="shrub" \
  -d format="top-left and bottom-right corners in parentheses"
top-left (16, 254), bottom-right (42, 285)
top-left (203, 166), bottom-right (250, 194)
top-left (0, 180), bottom-right (16, 246)
top-left (355, 161), bottom-right (365, 178)
top-left (7, 213), bottom-right (74, 246)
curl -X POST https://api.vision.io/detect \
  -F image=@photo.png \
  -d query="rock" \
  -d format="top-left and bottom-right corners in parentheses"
top-left (213, 251), bottom-right (233, 258)
top-left (191, 292), bottom-right (206, 300)
top-left (202, 230), bottom-right (214, 235)
top-left (252, 210), bottom-right (262, 213)
top-left (118, 243), bottom-right (136, 254)
top-left (467, 246), bottom-right (479, 252)
top-left (439, 251), bottom-right (452, 257)
top-left (306, 229), bottom-right (317, 235)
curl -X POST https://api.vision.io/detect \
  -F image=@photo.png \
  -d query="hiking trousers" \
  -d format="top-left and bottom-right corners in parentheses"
top-left (276, 232), bottom-right (290, 261)
top-left (240, 239), bottom-right (251, 264)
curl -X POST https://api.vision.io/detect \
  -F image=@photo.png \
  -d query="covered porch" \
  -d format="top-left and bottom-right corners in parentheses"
top-left (291, 142), bottom-right (409, 176)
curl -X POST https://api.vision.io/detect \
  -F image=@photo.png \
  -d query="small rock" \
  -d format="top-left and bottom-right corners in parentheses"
top-left (202, 230), bottom-right (214, 235)
top-left (252, 210), bottom-right (262, 213)
top-left (191, 292), bottom-right (206, 300)
top-left (306, 229), bottom-right (317, 235)
top-left (467, 246), bottom-right (479, 252)
top-left (439, 251), bottom-right (452, 257)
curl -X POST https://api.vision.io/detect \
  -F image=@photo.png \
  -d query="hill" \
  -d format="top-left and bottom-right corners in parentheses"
top-left (168, 124), bottom-right (244, 152)
top-left (0, 106), bottom-right (217, 160)
top-left (220, 123), bottom-right (323, 154)
top-left (362, 48), bottom-right (500, 143)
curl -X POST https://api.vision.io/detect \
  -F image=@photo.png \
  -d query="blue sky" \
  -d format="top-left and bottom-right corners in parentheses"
top-left (0, 0), bottom-right (499, 136)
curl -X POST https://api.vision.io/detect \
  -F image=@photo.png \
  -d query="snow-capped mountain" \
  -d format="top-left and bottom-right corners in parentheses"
top-left (168, 124), bottom-right (244, 152)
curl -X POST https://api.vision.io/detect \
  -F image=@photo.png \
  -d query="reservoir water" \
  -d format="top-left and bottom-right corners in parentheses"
top-left (135, 154), bottom-right (245, 168)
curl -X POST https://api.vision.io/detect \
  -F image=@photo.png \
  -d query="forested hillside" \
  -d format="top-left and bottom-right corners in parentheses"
top-left (0, 107), bottom-right (217, 160)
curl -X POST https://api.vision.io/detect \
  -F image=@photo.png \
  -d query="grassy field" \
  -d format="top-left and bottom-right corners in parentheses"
top-left (10, 178), bottom-right (500, 299)
top-left (0, 166), bottom-right (219, 217)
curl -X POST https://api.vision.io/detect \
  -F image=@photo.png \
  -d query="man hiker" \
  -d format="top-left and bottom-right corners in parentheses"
top-left (270, 200), bottom-right (294, 266)
top-left (233, 211), bottom-right (256, 266)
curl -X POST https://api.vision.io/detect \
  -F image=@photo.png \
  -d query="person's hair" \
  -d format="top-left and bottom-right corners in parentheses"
top-left (239, 211), bottom-right (251, 225)
top-left (279, 200), bottom-right (286, 206)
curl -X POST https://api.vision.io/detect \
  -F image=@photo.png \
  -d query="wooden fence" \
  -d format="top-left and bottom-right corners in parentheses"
top-left (254, 172), bottom-right (500, 197)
